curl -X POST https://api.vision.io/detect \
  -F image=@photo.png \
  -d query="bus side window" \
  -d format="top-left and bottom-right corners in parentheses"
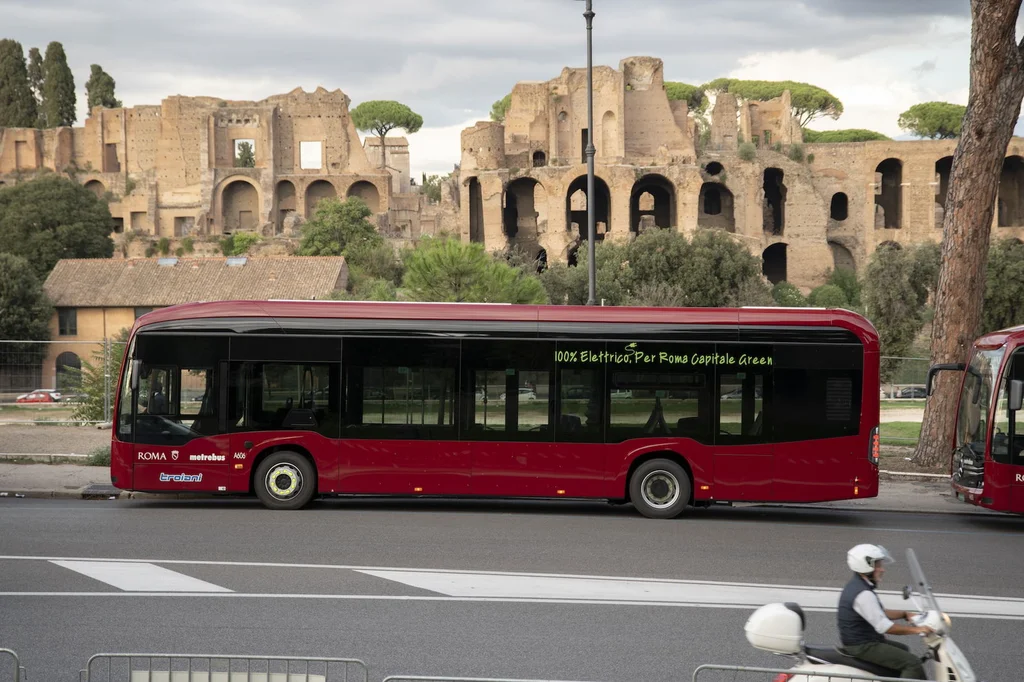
top-left (995, 352), bottom-right (1024, 466)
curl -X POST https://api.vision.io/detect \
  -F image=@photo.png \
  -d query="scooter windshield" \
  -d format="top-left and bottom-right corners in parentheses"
top-left (906, 548), bottom-right (942, 616)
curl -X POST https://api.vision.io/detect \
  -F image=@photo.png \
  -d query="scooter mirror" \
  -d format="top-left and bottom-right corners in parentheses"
top-left (902, 585), bottom-right (911, 600)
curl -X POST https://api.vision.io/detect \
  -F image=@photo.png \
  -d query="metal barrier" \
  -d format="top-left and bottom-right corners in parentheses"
top-left (692, 663), bottom-right (910, 682)
top-left (79, 654), bottom-right (369, 682)
top-left (0, 649), bottom-right (25, 682)
top-left (383, 677), bottom-right (606, 682)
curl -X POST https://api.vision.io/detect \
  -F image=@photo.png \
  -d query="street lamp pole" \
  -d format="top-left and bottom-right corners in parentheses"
top-left (583, 0), bottom-right (597, 306)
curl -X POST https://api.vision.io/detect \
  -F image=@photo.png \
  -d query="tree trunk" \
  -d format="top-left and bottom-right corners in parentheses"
top-left (379, 132), bottom-right (388, 170)
top-left (913, 0), bottom-right (1024, 466)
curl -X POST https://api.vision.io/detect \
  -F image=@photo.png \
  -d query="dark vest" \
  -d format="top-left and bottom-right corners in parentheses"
top-left (837, 574), bottom-right (887, 646)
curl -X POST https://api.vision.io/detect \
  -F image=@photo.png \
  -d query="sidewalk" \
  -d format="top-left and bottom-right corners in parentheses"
top-left (0, 461), bottom-right (1006, 516)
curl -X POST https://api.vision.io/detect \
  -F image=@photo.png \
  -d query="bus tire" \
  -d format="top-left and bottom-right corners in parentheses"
top-left (629, 458), bottom-right (690, 519)
top-left (254, 451), bottom-right (317, 510)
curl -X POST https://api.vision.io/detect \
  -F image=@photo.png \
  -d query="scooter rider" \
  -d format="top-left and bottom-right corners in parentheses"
top-left (838, 544), bottom-right (934, 679)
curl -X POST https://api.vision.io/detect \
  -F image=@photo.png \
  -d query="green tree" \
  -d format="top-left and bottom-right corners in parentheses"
top-left (703, 78), bottom-right (844, 127)
top-left (664, 82), bottom-right (710, 115)
top-left (0, 174), bottom-right (115, 278)
top-left (297, 197), bottom-right (381, 256)
top-left (69, 327), bottom-right (130, 423)
top-left (826, 267), bottom-right (862, 307)
top-left (421, 173), bottom-right (444, 203)
top-left (0, 39), bottom-right (38, 128)
top-left (346, 239), bottom-right (403, 286)
top-left (772, 281), bottom-right (808, 307)
top-left (862, 244), bottom-right (930, 380)
top-left (26, 47), bottom-right (44, 125)
top-left (350, 100), bottom-right (423, 170)
top-left (42, 41), bottom-right (76, 127)
top-left (802, 129), bottom-right (890, 143)
top-left (0, 253), bottom-right (52, 342)
top-left (982, 237), bottom-right (1024, 333)
top-left (402, 235), bottom-right (548, 304)
top-left (490, 94), bottom-right (512, 123)
top-left (898, 101), bottom-right (967, 139)
top-left (85, 64), bottom-right (122, 110)
top-left (807, 284), bottom-right (849, 308)
top-left (234, 141), bottom-right (255, 168)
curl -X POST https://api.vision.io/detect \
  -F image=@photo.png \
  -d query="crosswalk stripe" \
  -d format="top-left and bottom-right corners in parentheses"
top-left (50, 560), bottom-right (232, 592)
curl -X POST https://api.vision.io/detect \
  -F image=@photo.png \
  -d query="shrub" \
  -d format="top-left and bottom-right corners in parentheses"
top-left (738, 143), bottom-right (757, 161)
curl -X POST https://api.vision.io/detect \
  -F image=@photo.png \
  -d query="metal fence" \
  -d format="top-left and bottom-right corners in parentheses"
top-left (693, 663), bottom-right (909, 682)
top-left (79, 654), bottom-right (369, 682)
top-left (381, 677), bottom-right (605, 682)
top-left (0, 338), bottom-right (121, 424)
top-left (0, 649), bottom-right (25, 682)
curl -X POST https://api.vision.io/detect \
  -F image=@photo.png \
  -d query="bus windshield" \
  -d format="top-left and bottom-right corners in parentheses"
top-left (956, 347), bottom-right (1005, 457)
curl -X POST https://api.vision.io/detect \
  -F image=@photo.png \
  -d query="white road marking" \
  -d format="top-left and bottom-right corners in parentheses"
top-left (0, 555), bottom-right (1019, 621)
top-left (49, 560), bottom-right (232, 592)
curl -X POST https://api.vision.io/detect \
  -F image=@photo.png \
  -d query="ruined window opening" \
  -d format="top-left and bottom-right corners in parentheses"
top-left (469, 178), bottom-right (484, 244)
top-left (533, 151), bottom-right (547, 167)
top-left (130, 211), bottom-right (147, 232)
top-left (504, 178), bottom-right (543, 256)
top-left (698, 182), bottom-right (735, 233)
top-left (763, 131), bottom-right (772, 148)
top-left (503, 192), bottom-right (519, 239)
top-left (111, 218), bottom-right (124, 234)
top-left (566, 174), bottom-right (610, 242)
top-left (174, 216), bottom-right (195, 238)
top-left (276, 180), bottom-right (297, 234)
top-left (874, 158), bottom-right (902, 229)
top-left (580, 129), bottom-right (589, 164)
top-left (305, 180), bottom-right (337, 217)
top-left (300, 141), bottom-right (323, 170)
top-left (830, 193), bottom-right (848, 222)
top-left (752, 134), bottom-right (760, 147)
top-left (998, 156), bottom-right (1024, 227)
top-left (828, 240), bottom-right (856, 272)
top-left (705, 162), bottom-right (724, 176)
top-left (762, 168), bottom-right (786, 236)
top-left (762, 243), bottom-right (788, 285)
top-left (233, 139), bottom-right (256, 168)
top-left (347, 181), bottom-right (381, 213)
top-left (630, 175), bottom-right (675, 234)
top-left (935, 156), bottom-right (953, 229)
top-left (222, 180), bottom-right (258, 234)
top-left (103, 144), bottom-right (120, 173)
top-left (84, 180), bottom-right (106, 199)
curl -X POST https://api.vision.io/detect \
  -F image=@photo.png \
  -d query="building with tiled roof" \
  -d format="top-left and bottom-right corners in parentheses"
top-left (40, 256), bottom-right (347, 390)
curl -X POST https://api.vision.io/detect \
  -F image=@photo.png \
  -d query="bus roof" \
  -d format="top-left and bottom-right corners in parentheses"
top-left (130, 300), bottom-right (878, 347)
top-left (974, 324), bottom-right (1024, 349)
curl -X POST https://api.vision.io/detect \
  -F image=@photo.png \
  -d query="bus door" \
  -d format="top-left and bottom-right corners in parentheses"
top-left (992, 349), bottom-right (1024, 513)
top-left (713, 366), bottom-right (773, 501)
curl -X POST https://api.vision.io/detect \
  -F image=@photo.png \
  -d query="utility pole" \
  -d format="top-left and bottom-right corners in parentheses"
top-left (582, 0), bottom-right (598, 305)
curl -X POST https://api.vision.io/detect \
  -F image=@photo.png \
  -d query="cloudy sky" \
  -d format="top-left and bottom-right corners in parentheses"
top-left (4, 0), bottom-right (1016, 178)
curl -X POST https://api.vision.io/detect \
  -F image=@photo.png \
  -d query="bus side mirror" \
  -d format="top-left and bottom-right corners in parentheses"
top-left (926, 363), bottom-right (966, 396)
top-left (1010, 380), bottom-right (1024, 412)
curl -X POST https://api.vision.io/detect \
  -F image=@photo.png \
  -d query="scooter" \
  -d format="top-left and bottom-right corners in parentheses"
top-left (741, 548), bottom-right (979, 682)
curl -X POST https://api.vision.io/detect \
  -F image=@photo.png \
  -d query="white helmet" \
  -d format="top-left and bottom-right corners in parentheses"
top-left (847, 544), bottom-right (893, 574)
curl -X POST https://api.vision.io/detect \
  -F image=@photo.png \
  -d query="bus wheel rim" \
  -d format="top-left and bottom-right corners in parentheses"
top-left (266, 464), bottom-right (301, 499)
top-left (641, 470), bottom-right (679, 509)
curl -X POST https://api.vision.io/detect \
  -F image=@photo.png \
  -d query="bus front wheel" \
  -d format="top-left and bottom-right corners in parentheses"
top-left (254, 451), bottom-right (317, 510)
top-left (629, 459), bottom-right (691, 519)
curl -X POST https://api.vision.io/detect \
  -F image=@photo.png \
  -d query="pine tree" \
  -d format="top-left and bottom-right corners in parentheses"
top-left (42, 41), bottom-right (76, 127)
top-left (27, 47), bottom-right (44, 126)
top-left (0, 39), bottom-right (38, 128)
top-left (85, 64), bottom-right (122, 111)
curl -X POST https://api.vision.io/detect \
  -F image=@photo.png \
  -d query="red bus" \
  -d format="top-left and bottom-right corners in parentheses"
top-left (109, 300), bottom-right (880, 517)
top-left (927, 324), bottom-right (1024, 514)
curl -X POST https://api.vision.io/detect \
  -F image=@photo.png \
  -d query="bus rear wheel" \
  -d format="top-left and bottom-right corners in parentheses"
top-left (254, 451), bottom-right (316, 510)
top-left (629, 458), bottom-right (691, 519)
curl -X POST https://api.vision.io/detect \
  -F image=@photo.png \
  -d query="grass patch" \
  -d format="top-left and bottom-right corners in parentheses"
top-left (879, 421), bottom-right (921, 446)
top-left (86, 446), bottom-right (111, 467)
top-left (880, 400), bottom-right (925, 410)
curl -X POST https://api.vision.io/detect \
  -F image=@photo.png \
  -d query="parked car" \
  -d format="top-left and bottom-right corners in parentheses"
top-left (499, 388), bottom-right (537, 401)
top-left (897, 386), bottom-right (927, 399)
top-left (15, 389), bottom-right (62, 403)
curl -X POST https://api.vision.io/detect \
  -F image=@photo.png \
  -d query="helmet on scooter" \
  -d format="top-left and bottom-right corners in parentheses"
top-left (847, 544), bottom-right (893, 574)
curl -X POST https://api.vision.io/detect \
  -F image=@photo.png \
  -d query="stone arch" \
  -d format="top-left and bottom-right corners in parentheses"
top-left (875, 158), bottom-right (903, 229)
top-left (305, 180), bottom-right (337, 218)
top-left (504, 178), bottom-right (543, 254)
top-left (347, 180), bottom-right (381, 213)
top-left (275, 180), bottom-right (296, 234)
top-left (220, 178), bottom-right (260, 233)
top-left (698, 183), bottom-right (735, 232)
top-left (601, 110), bottom-right (617, 159)
top-left (830, 193), bottom-right (848, 222)
top-left (935, 156), bottom-right (953, 229)
top-left (467, 177), bottom-right (484, 243)
top-left (998, 156), bottom-right (1024, 227)
top-left (566, 174), bottom-right (611, 241)
top-left (55, 351), bottom-right (81, 391)
top-left (630, 174), bottom-right (675, 233)
top-left (762, 243), bottom-right (788, 285)
top-left (828, 241), bottom-right (856, 271)
top-left (705, 162), bottom-right (724, 176)
top-left (763, 168), bottom-right (786, 236)
top-left (84, 179), bottom-right (105, 198)
top-left (532, 150), bottom-right (547, 167)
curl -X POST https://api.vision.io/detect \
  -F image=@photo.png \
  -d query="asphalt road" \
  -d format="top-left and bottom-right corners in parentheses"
top-left (1, 497), bottom-right (1022, 682)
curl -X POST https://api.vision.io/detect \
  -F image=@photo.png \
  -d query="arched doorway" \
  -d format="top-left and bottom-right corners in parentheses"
top-left (566, 175), bottom-right (610, 242)
top-left (468, 178), bottom-right (484, 243)
top-left (998, 156), bottom-right (1024, 227)
top-left (84, 180), bottom-right (105, 199)
top-left (830, 193), bottom-right (849, 222)
top-left (55, 351), bottom-right (81, 392)
top-left (630, 174), bottom-right (675, 233)
top-left (504, 178), bottom-right (543, 254)
top-left (935, 157), bottom-right (953, 229)
top-left (698, 183), bottom-right (735, 232)
top-left (875, 158), bottom-right (903, 229)
top-left (762, 243), bottom-right (788, 284)
top-left (763, 168), bottom-right (786, 236)
top-left (347, 181), bottom-right (381, 213)
top-left (305, 180), bottom-right (337, 218)
top-left (532, 151), bottom-right (547, 167)
top-left (276, 180), bottom-right (296, 234)
top-left (221, 179), bottom-right (259, 233)
top-left (828, 241), bottom-right (856, 271)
